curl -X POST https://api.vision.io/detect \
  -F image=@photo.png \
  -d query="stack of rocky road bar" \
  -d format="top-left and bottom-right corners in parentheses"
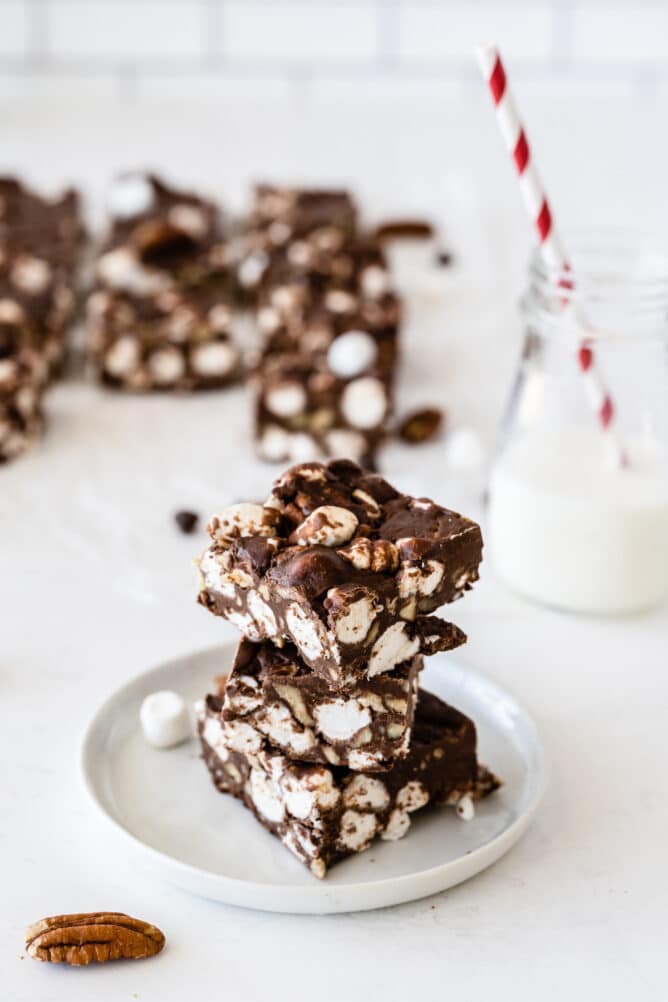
top-left (0, 178), bottom-right (83, 462)
top-left (195, 459), bottom-right (500, 877)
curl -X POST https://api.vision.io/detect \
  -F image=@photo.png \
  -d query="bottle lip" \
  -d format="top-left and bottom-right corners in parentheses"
top-left (525, 228), bottom-right (668, 338)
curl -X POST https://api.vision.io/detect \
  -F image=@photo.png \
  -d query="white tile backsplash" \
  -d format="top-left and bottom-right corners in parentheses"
top-left (397, 2), bottom-right (555, 66)
top-left (136, 71), bottom-right (296, 101)
top-left (221, 2), bottom-right (380, 65)
top-left (45, 0), bottom-right (204, 60)
top-left (0, 1), bottom-right (666, 102)
top-left (0, 1), bottom-right (30, 57)
top-left (572, 5), bottom-right (668, 65)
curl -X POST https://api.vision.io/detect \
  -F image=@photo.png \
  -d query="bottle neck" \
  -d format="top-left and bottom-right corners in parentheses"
top-left (524, 233), bottom-right (668, 342)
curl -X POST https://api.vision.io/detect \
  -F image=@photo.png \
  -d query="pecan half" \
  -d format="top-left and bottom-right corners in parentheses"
top-left (397, 407), bottom-right (444, 445)
top-left (25, 912), bottom-right (165, 966)
top-left (373, 218), bottom-right (434, 241)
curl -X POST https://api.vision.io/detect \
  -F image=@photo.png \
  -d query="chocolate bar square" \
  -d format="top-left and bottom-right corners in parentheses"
top-left (88, 173), bottom-right (239, 391)
top-left (220, 637), bottom-right (424, 771)
top-left (198, 684), bottom-right (500, 878)
top-left (198, 460), bottom-right (480, 689)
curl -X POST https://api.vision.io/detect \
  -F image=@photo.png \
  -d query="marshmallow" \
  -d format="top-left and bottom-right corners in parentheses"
top-left (207, 303), bottom-right (232, 332)
top-left (264, 380), bottom-right (307, 419)
top-left (107, 173), bottom-right (155, 219)
top-left (140, 690), bottom-right (192, 748)
top-left (11, 256), bottom-right (51, 295)
top-left (327, 330), bottom-right (378, 379)
top-left (292, 505), bottom-right (359, 547)
top-left (268, 220), bottom-right (292, 245)
top-left (0, 359), bottom-right (18, 385)
top-left (456, 794), bottom-right (475, 821)
top-left (257, 306), bottom-right (281, 334)
top-left (360, 265), bottom-right (391, 299)
top-left (191, 341), bottom-right (237, 378)
top-left (148, 347), bottom-right (185, 385)
top-left (325, 289), bottom-right (357, 313)
top-left (167, 203), bottom-right (208, 239)
top-left (97, 247), bottom-right (168, 296)
top-left (341, 376), bottom-right (387, 430)
top-left (287, 240), bottom-right (313, 266)
top-left (0, 298), bottom-right (25, 324)
top-left (208, 502), bottom-right (275, 542)
top-left (237, 251), bottom-right (269, 289)
top-left (105, 336), bottom-right (140, 377)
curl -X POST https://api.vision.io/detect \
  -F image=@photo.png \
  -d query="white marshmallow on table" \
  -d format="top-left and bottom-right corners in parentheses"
top-left (444, 426), bottom-right (486, 471)
top-left (327, 330), bottom-right (377, 379)
top-left (140, 690), bottom-right (192, 748)
top-left (107, 173), bottom-right (155, 219)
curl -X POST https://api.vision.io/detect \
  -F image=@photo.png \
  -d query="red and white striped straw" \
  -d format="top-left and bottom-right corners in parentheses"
top-left (476, 43), bottom-right (626, 467)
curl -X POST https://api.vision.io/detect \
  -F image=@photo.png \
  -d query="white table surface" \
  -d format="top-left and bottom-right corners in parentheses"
top-left (2, 95), bottom-right (667, 1002)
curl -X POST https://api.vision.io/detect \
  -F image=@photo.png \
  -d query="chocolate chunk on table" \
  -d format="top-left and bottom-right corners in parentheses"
top-left (197, 460), bottom-right (481, 689)
top-left (220, 637), bottom-right (426, 771)
top-left (88, 173), bottom-right (240, 392)
top-left (197, 684), bottom-right (500, 878)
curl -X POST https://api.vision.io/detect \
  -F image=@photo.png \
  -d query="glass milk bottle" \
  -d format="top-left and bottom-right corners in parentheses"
top-left (488, 233), bottom-right (668, 614)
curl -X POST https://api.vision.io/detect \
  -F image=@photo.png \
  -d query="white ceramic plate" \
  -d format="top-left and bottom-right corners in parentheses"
top-left (81, 644), bottom-right (546, 914)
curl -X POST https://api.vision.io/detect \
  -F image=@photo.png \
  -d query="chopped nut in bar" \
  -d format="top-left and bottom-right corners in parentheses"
top-left (197, 460), bottom-right (482, 688)
top-left (198, 683), bottom-right (500, 878)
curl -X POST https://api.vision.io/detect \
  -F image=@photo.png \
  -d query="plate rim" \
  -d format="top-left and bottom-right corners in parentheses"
top-left (79, 643), bottom-right (548, 914)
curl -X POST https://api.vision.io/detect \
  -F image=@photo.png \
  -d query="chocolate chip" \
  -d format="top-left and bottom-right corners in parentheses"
top-left (174, 510), bottom-right (199, 534)
top-left (397, 407), bottom-right (444, 444)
